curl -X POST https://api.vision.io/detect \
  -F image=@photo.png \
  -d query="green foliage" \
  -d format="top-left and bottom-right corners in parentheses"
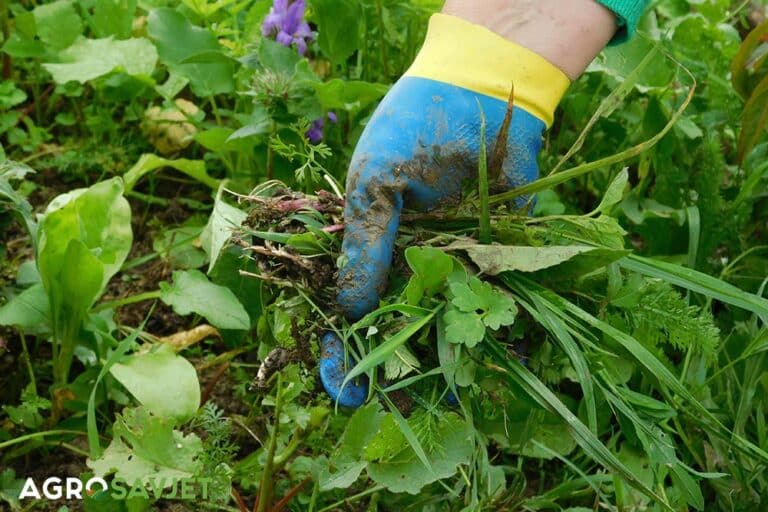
top-left (43, 37), bottom-right (158, 85)
top-left (189, 403), bottom-right (237, 504)
top-left (2, 383), bottom-right (51, 429)
top-left (610, 276), bottom-right (720, 363)
top-left (159, 269), bottom-right (251, 330)
top-left (2, 1), bottom-right (768, 511)
top-left (110, 344), bottom-right (201, 423)
top-left (88, 406), bottom-right (203, 486)
top-left (147, 8), bottom-right (235, 97)
top-left (443, 276), bottom-right (517, 347)
top-left (37, 177), bottom-right (132, 386)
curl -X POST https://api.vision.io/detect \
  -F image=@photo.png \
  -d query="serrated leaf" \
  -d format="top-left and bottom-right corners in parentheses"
top-left (449, 281), bottom-right (482, 313)
top-left (87, 407), bottom-right (202, 486)
top-left (384, 345), bottom-right (421, 380)
top-left (321, 403), bottom-right (384, 491)
top-left (443, 307), bottom-right (485, 347)
top-left (483, 291), bottom-right (518, 330)
top-left (148, 8), bottom-right (234, 96)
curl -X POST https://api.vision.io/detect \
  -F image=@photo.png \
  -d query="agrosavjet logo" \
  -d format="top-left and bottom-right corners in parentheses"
top-left (19, 476), bottom-right (213, 501)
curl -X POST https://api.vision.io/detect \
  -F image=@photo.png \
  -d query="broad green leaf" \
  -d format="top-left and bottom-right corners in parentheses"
top-left (43, 37), bottom-right (157, 84)
top-left (363, 414), bottom-right (409, 462)
top-left (148, 8), bottom-right (235, 96)
top-left (0, 81), bottom-right (27, 109)
top-left (1, 34), bottom-right (46, 59)
top-left (200, 190), bottom-right (247, 273)
top-left (208, 246), bottom-right (263, 327)
top-left (110, 344), bottom-right (200, 423)
top-left (257, 38), bottom-right (301, 74)
top-left (123, 153), bottom-right (219, 191)
top-left (153, 223), bottom-right (207, 270)
top-left (670, 465), bottom-right (704, 511)
top-left (87, 407), bottom-right (203, 486)
top-left (443, 307), bottom-right (485, 347)
top-left (587, 35), bottom-right (672, 92)
top-left (321, 403), bottom-right (384, 491)
top-left (366, 412), bottom-right (473, 494)
top-left (595, 168), bottom-right (629, 214)
top-left (507, 418), bottom-right (577, 459)
top-left (91, 0), bottom-right (138, 38)
top-left (0, 469), bottom-right (24, 511)
top-left (196, 127), bottom-right (258, 155)
top-left (0, 283), bottom-right (50, 334)
top-left (404, 246), bottom-right (456, 305)
top-left (159, 270), bottom-right (250, 330)
top-left (312, 0), bottom-right (362, 64)
top-left (37, 178), bottom-right (132, 384)
top-left (33, 0), bottom-right (83, 51)
top-left (455, 244), bottom-right (625, 275)
top-left (38, 178), bottom-right (132, 291)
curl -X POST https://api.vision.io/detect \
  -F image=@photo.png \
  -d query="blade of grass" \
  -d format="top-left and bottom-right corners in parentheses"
top-left (380, 360), bottom-right (463, 393)
top-left (488, 83), bottom-right (515, 180)
top-left (620, 255), bottom-right (768, 320)
top-left (686, 206), bottom-right (701, 271)
top-left (381, 392), bottom-right (436, 476)
top-left (476, 101), bottom-right (491, 244)
top-left (504, 273), bottom-right (768, 464)
top-left (488, 53), bottom-right (696, 205)
top-left (514, 291), bottom-right (598, 434)
top-left (87, 321), bottom-right (144, 458)
top-left (483, 337), bottom-right (674, 510)
top-left (340, 305), bottom-right (441, 394)
top-left (549, 41), bottom-right (661, 175)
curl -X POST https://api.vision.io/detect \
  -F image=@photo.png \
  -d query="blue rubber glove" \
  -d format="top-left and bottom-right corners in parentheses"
top-left (321, 14), bottom-right (570, 407)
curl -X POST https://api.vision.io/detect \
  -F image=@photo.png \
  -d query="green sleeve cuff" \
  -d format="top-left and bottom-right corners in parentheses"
top-left (596, 0), bottom-right (649, 44)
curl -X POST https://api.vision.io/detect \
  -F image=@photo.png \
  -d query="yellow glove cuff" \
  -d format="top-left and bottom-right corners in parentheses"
top-left (404, 14), bottom-right (571, 128)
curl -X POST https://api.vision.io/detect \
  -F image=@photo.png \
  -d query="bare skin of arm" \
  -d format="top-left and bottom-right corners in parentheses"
top-left (442, 0), bottom-right (618, 81)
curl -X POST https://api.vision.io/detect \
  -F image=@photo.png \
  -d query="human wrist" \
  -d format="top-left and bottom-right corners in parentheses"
top-left (404, 14), bottom-right (570, 127)
top-left (441, 0), bottom-right (617, 81)
top-left (595, 0), bottom-right (648, 43)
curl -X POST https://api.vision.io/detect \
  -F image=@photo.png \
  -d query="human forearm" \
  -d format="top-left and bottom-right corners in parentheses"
top-left (442, 0), bottom-right (632, 81)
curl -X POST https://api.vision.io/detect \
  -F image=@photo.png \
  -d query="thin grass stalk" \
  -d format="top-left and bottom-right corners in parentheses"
top-left (483, 337), bottom-right (674, 510)
top-left (476, 103), bottom-right (491, 244)
top-left (488, 55), bottom-right (696, 205)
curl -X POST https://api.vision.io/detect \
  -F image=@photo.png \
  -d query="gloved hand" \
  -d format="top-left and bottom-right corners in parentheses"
top-left (321, 13), bottom-right (570, 407)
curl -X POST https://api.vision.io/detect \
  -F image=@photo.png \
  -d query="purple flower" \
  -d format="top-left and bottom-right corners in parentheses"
top-left (306, 112), bottom-right (337, 144)
top-left (262, 0), bottom-right (313, 56)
